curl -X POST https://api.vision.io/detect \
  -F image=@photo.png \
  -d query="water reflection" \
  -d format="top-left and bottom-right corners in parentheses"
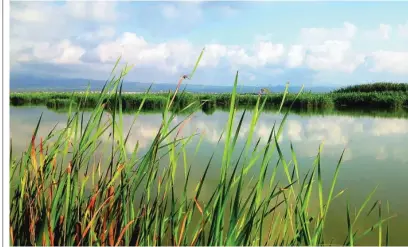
top-left (9, 106), bottom-right (408, 245)
top-left (11, 106), bottom-right (408, 163)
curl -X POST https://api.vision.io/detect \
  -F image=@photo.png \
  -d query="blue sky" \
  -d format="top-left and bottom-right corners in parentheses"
top-left (10, 1), bottom-right (408, 87)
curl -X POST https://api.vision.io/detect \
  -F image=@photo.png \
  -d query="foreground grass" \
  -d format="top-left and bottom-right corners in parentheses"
top-left (10, 57), bottom-right (394, 246)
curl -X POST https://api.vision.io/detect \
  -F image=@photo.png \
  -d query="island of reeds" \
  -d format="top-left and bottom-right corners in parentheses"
top-left (10, 54), bottom-right (395, 246)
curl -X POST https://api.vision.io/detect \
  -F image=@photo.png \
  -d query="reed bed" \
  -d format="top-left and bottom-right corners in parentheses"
top-left (333, 82), bottom-right (408, 93)
top-left (331, 92), bottom-right (408, 109)
top-left (10, 54), bottom-right (393, 246)
top-left (10, 89), bottom-right (408, 112)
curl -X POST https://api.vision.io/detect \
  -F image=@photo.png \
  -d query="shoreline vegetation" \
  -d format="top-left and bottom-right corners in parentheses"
top-left (10, 82), bottom-right (408, 119)
top-left (10, 53), bottom-right (396, 246)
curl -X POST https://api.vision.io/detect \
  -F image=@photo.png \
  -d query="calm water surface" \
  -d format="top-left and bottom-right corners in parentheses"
top-left (10, 106), bottom-right (408, 245)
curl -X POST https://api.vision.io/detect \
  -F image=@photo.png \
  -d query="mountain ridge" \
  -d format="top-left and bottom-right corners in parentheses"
top-left (10, 73), bottom-right (336, 93)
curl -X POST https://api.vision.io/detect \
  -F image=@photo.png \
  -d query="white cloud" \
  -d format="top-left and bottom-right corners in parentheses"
top-left (11, 3), bottom-right (70, 42)
top-left (361, 23), bottom-right (393, 41)
top-left (79, 26), bottom-right (116, 41)
top-left (200, 44), bottom-right (228, 67)
top-left (94, 31), bottom-right (288, 74)
top-left (397, 21), bottom-right (408, 38)
top-left (300, 22), bottom-right (357, 46)
top-left (9, 2), bottom-right (408, 83)
top-left (370, 51), bottom-right (408, 75)
top-left (256, 42), bottom-right (285, 65)
top-left (95, 32), bottom-right (200, 73)
top-left (226, 42), bottom-right (285, 69)
top-left (227, 47), bottom-right (258, 68)
top-left (11, 2), bottom-right (118, 24)
top-left (65, 1), bottom-right (118, 22)
top-left (289, 22), bottom-right (365, 73)
top-left (379, 24), bottom-right (392, 40)
top-left (286, 45), bottom-right (305, 68)
top-left (14, 39), bottom-right (85, 65)
top-left (10, 1), bottom-right (119, 69)
top-left (11, 5), bottom-right (48, 22)
top-left (305, 41), bottom-right (365, 73)
top-left (52, 40), bottom-right (86, 64)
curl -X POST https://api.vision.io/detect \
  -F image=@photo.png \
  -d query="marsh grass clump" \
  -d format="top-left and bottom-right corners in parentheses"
top-left (119, 94), bottom-right (168, 111)
top-left (10, 54), bottom-right (394, 246)
top-left (333, 82), bottom-right (408, 93)
top-left (332, 92), bottom-right (407, 109)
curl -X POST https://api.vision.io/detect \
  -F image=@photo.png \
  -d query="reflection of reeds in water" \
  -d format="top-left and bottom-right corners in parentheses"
top-left (10, 90), bottom-right (408, 119)
top-left (10, 53), bottom-right (394, 246)
top-left (12, 97), bottom-right (408, 120)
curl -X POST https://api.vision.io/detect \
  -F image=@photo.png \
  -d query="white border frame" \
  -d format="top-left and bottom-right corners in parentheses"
top-left (2, 0), bottom-right (10, 246)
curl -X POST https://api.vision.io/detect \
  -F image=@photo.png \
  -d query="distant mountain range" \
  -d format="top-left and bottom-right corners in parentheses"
top-left (10, 74), bottom-right (336, 93)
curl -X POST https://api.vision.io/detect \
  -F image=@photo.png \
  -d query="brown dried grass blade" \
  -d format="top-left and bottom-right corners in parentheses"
top-left (108, 220), bottom-right (116, 246)
top-left (168, 76), bottom-right (185, 109)
top-left (10, 227), bottom-right (14, 246)
top-left (31, 135), bottom-right (37, 171)
top-left (190, 228), bottom-right (202, 246)
top-left (194, 197), bottom-right (203, 215)
top-left (77, 196), bottom-right (113, 246)
top-left (114, 220), bottom-right (135, 247)
top-left (75, 222), bottom-right (82, 246)
top-left (177, 213), bottom-right (189, 247)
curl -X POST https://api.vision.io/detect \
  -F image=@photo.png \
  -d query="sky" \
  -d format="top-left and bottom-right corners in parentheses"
top-left (9, 1), bottom-right (408, 87)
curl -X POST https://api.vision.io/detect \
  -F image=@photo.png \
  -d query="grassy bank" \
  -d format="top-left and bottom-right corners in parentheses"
top-left (10, 56), bottom-right (393, 246)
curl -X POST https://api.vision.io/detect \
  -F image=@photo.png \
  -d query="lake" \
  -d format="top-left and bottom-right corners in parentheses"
top-left (10, 106), bottom-right (408, 245)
